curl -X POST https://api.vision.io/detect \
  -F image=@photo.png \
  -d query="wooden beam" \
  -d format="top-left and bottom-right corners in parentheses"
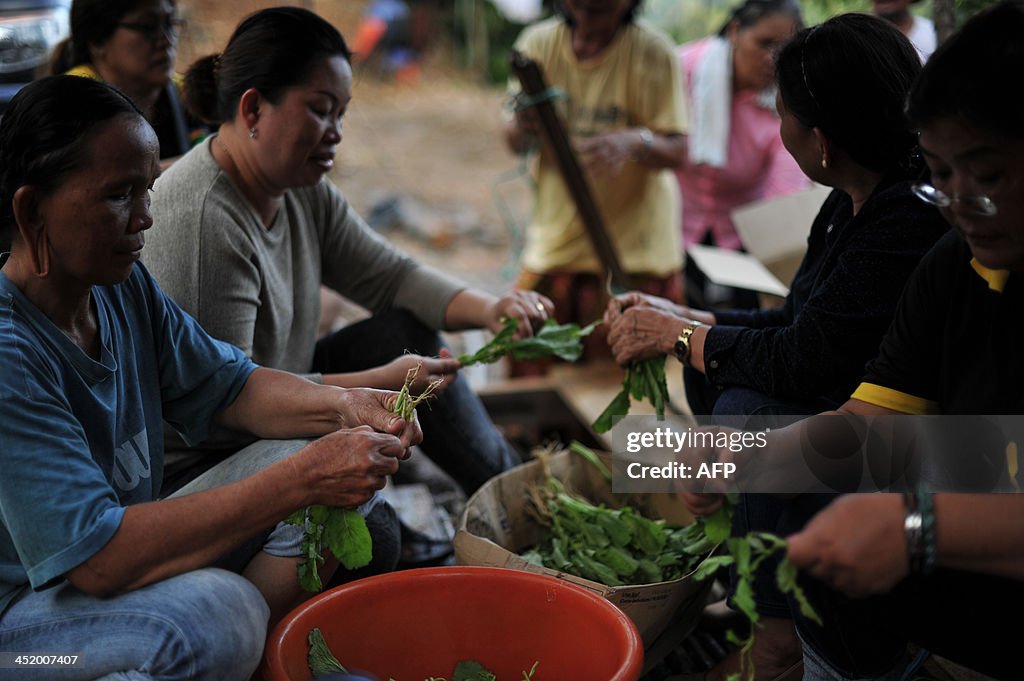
top-left (509, 49), bottom-right (631, 292)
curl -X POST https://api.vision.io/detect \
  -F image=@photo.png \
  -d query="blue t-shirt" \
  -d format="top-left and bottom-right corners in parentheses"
top-left (0, 263), bottom-right (257, 613)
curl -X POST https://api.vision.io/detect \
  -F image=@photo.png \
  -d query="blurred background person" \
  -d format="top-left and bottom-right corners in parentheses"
top-left (504, 0), bottom-right (688, 374)
top-left (871, 0), bottom-right (936, 61)
top-left (677, 0), bottom-right (809, 309)
top-left (51, 0), bottom-right (208, 164)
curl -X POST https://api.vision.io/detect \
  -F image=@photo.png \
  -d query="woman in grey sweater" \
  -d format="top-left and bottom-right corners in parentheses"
top-left (143, 7), bottom-right (551, 499)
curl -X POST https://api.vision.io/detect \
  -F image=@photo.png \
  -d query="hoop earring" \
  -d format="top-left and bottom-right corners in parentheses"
top-left (249, 127), bottom-right (258, 140)
top-left (32, 229), bottom-right (50, 278)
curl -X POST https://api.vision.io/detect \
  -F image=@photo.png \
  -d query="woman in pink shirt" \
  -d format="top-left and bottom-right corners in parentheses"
top-left (678, 0), bottom-right (808, 307)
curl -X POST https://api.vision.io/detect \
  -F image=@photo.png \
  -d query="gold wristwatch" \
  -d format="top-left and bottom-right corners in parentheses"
top-left (673, 321), bottom-right (704, 365)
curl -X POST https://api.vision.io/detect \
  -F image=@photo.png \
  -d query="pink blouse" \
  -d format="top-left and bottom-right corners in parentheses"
top-left (678, 38), bottom-right (810, 250)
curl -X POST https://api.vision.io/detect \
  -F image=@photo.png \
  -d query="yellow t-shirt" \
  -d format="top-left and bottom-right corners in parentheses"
top-left (514, 18), bottom-right (688, 276)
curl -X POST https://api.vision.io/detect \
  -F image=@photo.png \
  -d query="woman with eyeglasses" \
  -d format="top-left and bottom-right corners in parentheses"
top-left (675, 4), bottom-right (1024, 679)
top-left (676, 0), bottom-right (809, 310)
top-left (50, 0), bottom-right (204, 164)
top-left (607, 14), bottom-right (948, 681)
top-left (783, 3), bottom-right (1024, 678)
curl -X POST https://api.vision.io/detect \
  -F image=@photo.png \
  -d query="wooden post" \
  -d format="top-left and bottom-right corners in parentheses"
top-left (509, 50), bottom-right (631, 292)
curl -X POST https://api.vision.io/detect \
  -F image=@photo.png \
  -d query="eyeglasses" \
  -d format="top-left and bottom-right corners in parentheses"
top-left (118, 15), bottom-right (184, 41)
top-left (911, 182), bottom-right (998, 217)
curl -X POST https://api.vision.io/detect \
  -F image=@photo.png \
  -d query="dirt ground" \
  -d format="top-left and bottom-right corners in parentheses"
top-left (178, 0), bottom-right (528, 297)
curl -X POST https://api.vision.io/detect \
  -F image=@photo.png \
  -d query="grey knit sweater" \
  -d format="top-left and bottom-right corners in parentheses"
top-left (143, 137), bottom-right (465, 376)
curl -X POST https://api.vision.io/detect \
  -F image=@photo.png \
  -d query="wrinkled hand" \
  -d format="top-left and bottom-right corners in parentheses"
top-left (606, 306), bottom-right (683, 365)
top-left (301, 426), bottom-right (406, 508)
top-left (605, 291), bottom-right (680, 323)
top-left (375, 351), bottom-right (459, 396)
top-left (486, 290), bottom-right (555, 339)
top-left (335, 387), bottom-right (423, 452)
top-left (787, 494), bottom-right (909, 598)
top-left (577, 131), bottom-right (638, 179)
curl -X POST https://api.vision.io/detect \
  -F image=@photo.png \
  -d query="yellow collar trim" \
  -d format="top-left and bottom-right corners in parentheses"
top-left (971, 259), bottom-right (1010, 293)
top-left (65, 64), bottom-right (100, 80)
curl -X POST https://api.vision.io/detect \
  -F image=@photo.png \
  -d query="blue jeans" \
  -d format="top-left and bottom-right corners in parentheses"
top-left (0, 439), bottom-right (399, 680)
top-left (312, 309), bottom-right (521, 494)
top-left (0, 569), bottom-right (268, 681)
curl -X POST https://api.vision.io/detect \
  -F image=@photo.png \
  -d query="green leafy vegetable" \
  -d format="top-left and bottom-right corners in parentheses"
top-left (457, 318), bottom-right (599, 366)
top-left (592, 357), bottom-right (669, 433)
top-left (287, 365), bottom-right (438, 592)
top-left (567, 440), bottom-right (612, 482)
top-left (302, 640), bottom-right (542, 681)
top-left (690, 503), bottom-right (821, 681)
top-left (285, 505), bottom-right (372, 592)
top-left (307, 627), bottom-right (347, 678)
top-left (453, 659), bottom-right (497, 681)
top-left (521, 482), bottom-right (714, 586)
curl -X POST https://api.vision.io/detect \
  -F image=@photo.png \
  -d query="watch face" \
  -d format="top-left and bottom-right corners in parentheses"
top-left (674, 337), bottom-right (688, 362)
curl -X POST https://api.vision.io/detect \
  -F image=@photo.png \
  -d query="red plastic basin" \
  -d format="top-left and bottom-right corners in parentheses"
top-left (262, 566), bottom-right (643, 681)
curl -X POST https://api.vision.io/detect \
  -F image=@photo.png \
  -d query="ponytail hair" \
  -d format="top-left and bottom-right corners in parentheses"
top-left (776, 13), bottom-right (921, 174)
top-left (183, 6), bottom-right (351, 126)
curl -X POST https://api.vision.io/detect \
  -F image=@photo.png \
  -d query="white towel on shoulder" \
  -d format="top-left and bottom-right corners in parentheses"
top-left (689, 37), bottom-right (733, 169)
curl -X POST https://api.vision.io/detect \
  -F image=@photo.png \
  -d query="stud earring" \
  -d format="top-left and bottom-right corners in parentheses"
top-left (249, 127), bottom-right (257, 139)
top-left (821, 157), bottom-right (828, 169)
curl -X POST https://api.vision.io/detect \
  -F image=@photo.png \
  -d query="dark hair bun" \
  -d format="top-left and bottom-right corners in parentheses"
top-left (184, 54), bottom-right (222, 125)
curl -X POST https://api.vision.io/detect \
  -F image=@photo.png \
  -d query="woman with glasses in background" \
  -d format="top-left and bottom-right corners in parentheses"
top-left (51, 0), bottom-right (205, 164)
top-left (676, 0), bottom-right (809, 310)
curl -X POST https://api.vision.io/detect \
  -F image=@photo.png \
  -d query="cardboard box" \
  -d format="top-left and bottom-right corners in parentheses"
top-left (455, 450), bottom-right (711, 646)
top-left (685, 184), bottom-right (832, 298)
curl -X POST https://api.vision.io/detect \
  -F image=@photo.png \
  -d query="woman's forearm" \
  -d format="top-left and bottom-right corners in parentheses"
top-left (443, 288), bottom-right (498, 331)
top-left (215, 367), bottom-right (347, 438)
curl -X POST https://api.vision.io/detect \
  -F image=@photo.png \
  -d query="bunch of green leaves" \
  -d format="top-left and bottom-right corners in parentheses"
top-left (593, 356), bottom-right (670, 433)
top-left (457, 317), bottom-right (599, 366)
top-left (690, 503), bottom-right (822, 681)
top-left (286, 366), bottom-right (439, 592)
top-left (391, 363), bottom-right (445, 421)
top-left (284, 504), bottom-right (372, 593)
top-left (521, 480), bottom-right (714, 586)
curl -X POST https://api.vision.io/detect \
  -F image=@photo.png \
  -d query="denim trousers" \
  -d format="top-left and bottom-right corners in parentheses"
top-left (312, 309), bottom-right (521, 495)
top-left (0, 438), bottom-right (399, 680)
